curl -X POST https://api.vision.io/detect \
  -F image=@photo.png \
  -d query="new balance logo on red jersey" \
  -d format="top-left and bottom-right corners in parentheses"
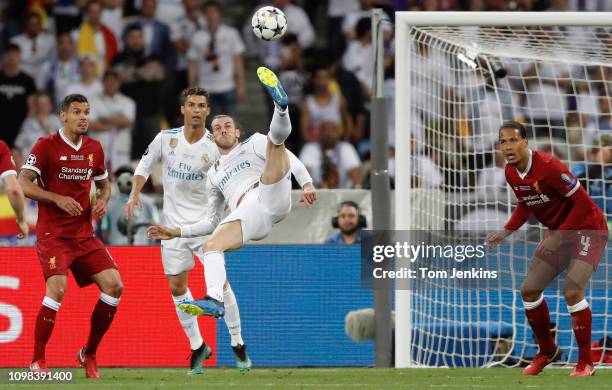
top-left (60, 156), bottom-right (68, 161)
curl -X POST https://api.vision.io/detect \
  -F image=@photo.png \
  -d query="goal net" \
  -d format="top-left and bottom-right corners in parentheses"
top-left (394, 12), bottom-right (612, 368)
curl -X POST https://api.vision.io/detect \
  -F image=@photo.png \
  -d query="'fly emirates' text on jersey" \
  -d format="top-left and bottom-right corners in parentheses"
top-left (134, 127), bottom-right (219, 227)
top-left (505, 149), bottom-right (605, 231)
top-left (23, 130), bottom-right (108, 238)
top-left (181, 133), bottom-right (313, 237)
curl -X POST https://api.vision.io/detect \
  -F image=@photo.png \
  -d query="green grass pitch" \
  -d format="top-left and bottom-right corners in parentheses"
top-left (1, 368), bottom-right (611, 389)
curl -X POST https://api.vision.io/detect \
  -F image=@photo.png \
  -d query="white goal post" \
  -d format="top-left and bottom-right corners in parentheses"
top-left (395, 12), bottom-right (612, 368)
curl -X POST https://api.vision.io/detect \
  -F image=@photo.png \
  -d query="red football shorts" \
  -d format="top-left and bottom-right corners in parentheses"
top-left (534, 229), bottom-right (608, 270)
top-left (37, 236), bottom-right (118, 287)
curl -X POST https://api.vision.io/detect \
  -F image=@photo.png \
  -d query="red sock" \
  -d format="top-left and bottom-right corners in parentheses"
top-left (32, 304), bottom-right (58, 362)
top-left (84, 298), bottom-right (118, 356)
top-left (524, 298), bottom-right (555, 355)
top-left (570, 306), bottom-right (592, 364)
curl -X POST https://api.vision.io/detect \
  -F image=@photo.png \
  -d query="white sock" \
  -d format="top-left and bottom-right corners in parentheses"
top-left (172, 289), bottom-right (203, 350)
top-left (197, 251), bottom-right (226, 302)
top-left (42, 296), bottom-right (61, 311)
top-left (268, 106), bottom-right (291, 145)
top-left (223, 284), bottom-right (244, 347)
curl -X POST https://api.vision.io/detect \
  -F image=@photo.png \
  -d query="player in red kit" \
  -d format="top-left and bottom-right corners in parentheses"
top-left (485, 121), bottom-right (608, 377)
top-left (18, 94), bottom-right (123, 379)
top-left (0, 140), bottom-right (28, 237)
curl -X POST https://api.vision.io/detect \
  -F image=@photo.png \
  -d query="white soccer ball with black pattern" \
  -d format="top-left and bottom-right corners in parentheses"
top-left (251, 6), bottom-right (287, 41)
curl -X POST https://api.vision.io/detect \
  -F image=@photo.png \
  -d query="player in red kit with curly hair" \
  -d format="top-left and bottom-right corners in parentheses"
top-left (486, 121), bottom-right (608, 377)
top-left (18, 94), bottom-right (123, 379)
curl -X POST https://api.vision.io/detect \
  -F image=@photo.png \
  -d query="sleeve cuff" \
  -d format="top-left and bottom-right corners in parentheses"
top-left (0, 169), bottom-right (17, 178)
top-left (564, 181), bottom-right (580, 197)
top-left (21, 165), bottom-right (41, 176)
top-left (180, 226), bottom-right (191, 238)
top-left (94, 170), bottom-right (108, 181)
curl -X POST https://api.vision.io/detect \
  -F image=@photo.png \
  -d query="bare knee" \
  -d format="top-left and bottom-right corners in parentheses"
top-left (102, 279), bottom-right (124, 298)
top-left (520, 287), bottom-right (542, 302)
top-left (563, 289), bottom-right (583, 305)
top-left (46, 280), bottom-right (67, 302)
top-left (168, 279), bottom-right (187, 296)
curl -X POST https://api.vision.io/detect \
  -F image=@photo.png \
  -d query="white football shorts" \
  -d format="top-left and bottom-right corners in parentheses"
top-left (219, 172), bottom-right (292, 243)
top-left (160, 236), bottom-right (206, 275)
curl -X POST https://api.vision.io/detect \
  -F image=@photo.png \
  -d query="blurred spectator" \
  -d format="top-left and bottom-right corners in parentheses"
top-left (72, 0), bottom-right (119, 77)
top-left (133, 0), bottom-right (187, 26)
top-left (278, 33), bottom-right (306, 151)
top-left (51, 0), bottom-right (88, 34)
top-left (301, 67), bottom-right (353, 143)
top-left (124, 0), bottom-right (176, 72)
top-left (574, 134), bottom-right (612, 218)
top-left (171, 0), bottom-right (206, 93)
top-left (125, 0), bottom-right (177, 125)
top-left (299, 121), bottom-right (362, 188)
top-left (14, 92), bottom-right (62, 167)
top-left (101, 0), bottom-right (126, 42)
top-left (342, 18), bottom-right (373, 98)
top-left (101, 165), bottom-right (159, 245)
top-left (42, 33), bottom-right (81, 110)
top-left (411, 145), bottom-right (443, 189)
top-left (342, 0), bottom-right (392, 42)
top-left (326, 58), bottom-right (367, 144)
top-left (9, 12), bottom-right (56, 90)
top-left (187, 0), bottom-right (246, 117)
top-left (325, 200), bottom-right (367, 244)
top-left (65, 55), bottom-right (104, 100)
top-left (112, 24), bottom-right (165, 158)
top-left (475, 143), bottom-right (507, 199)
top-left (0, 44), bottom-right (36, 147)
top-left (327, 0), bottom-right (360, 54)
top-left (565, 0), bottom-right (612, 11)
top-left (89, 69), bottom-right (136, 170)
top-left (244, 0), bottom-right (315, 71)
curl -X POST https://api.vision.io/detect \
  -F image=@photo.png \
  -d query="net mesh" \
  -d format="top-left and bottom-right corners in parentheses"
top-left (404, 25), bottom-right (611, 367)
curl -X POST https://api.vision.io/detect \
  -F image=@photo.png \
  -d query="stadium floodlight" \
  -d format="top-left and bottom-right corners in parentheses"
top-left (395, 12), bottom-right (612, 368)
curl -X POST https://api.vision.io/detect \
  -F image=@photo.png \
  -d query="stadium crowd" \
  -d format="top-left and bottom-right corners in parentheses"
top-left (0, 0), bottom-right (611, 245)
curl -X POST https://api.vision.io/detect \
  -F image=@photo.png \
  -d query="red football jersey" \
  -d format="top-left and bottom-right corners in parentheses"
top-left (505, 149), bottom-right (605, 230)
top-left (22, 130), bottom-right (107, 238)
top-left (0, 140), bottom-right (16, 178)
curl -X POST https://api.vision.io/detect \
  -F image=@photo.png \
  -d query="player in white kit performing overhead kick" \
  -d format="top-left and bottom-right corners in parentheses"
top-left (126, 87), bottom-right (251, 374)
top-left (148, 67), bottom-right (317, 318)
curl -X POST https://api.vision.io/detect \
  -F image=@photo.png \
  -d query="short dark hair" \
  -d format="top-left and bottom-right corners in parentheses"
top-left (103, 69), bottom-right (120, 80)
top-left (203, 0), bottom-right (221, 11)
top-left (181, 86), bottom-right (209, 105)
top-left (4, 43), bottom-right (20, 53)
top-left (60, 94), bottom-right (88, 112)
top-left (499, 120), bottom-right (527, 139)
top-left (338, 200), bottom-right (360, 213)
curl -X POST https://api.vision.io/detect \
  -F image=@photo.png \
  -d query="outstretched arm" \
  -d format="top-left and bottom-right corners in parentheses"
top-left (147, 178), bottom-right (225, 240)
top-left (287, 150), bottom-right (317, 207)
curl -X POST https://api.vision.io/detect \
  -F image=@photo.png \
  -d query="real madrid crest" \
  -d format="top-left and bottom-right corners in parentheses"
top-left (202, 153), bottom-right (210, 163)
top-left (170, 138), bottom-right (178, 149)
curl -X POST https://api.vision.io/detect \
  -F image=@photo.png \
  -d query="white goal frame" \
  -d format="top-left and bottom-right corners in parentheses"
top-left (394, 11), bottom-right (612, 368)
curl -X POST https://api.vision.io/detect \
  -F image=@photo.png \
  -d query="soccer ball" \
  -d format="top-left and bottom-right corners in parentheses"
top-left (251, 6), bottom-right (287, 41)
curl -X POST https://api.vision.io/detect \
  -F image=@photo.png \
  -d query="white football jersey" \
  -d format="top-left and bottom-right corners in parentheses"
top-left (180, 133), bottom-right (312, 238)
top-left (208, 133), bottom-right (310, 211)
top-left (134, 127), bottom-right (220, 226)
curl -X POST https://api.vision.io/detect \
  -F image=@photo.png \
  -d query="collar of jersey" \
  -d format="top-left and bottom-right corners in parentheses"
top-left (59, 128), bottom-right (82, 151)
top-left (516, 149), bottom-right (533, 180)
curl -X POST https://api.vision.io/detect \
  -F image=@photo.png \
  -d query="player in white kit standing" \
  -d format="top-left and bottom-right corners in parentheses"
top-left (125, 87), bottom-right (251, 373)
top-left (148, 67), bottom-right (316, 319)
